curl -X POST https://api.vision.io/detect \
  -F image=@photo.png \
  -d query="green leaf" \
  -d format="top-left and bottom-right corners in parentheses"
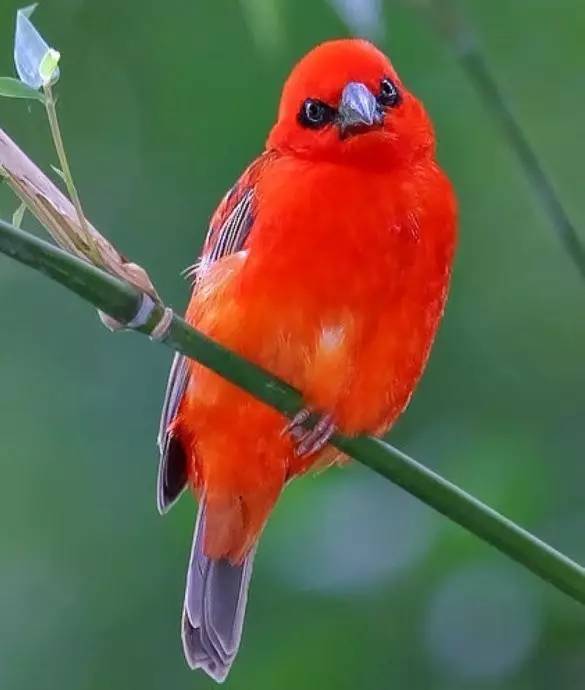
top-left (12, 202), bottom-right (27, 229)
top-left (50, 164), bottom-right (67, 182)
top-left (0, 76), bottom-right (44, 102)
top-left (38, 48), bottom-right (61, 85)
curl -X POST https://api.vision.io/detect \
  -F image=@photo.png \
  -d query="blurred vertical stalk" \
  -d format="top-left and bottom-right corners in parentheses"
top-left (239, 0), bottom-right (286, 55)
top-left (427, 0), bottom-right (585, 280)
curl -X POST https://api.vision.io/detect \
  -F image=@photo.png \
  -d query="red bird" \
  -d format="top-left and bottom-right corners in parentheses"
top-left (158, 39), bottom-right (457, 681)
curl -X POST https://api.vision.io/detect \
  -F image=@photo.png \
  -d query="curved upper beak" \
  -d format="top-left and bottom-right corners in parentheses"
top-left (338, 82), bottom-right (382, 135)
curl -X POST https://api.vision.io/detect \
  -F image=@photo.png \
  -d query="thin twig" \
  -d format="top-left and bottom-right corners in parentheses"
top-left (0, 127), bottom-right (159, 300)
top-left (1, 216), bottom-right (584, 606)
top-left (42, 82), bottom-right (101, 263)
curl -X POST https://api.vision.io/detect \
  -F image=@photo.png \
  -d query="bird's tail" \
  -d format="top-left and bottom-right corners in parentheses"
top-left (181, 505), bottom-right (256, 683)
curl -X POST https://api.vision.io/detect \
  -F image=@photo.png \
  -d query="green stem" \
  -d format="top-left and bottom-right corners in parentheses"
top-left (43, 83), bottom-right (101, 264)
top-left (1, 216), bottom-right (584, 605)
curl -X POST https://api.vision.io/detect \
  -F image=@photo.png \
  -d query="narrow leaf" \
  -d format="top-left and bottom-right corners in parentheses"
top-left (50, 164), bottom-right (67, 182)
top-left (0, 76), bottom-right (45, 102)
top-left (12, 202), bottom-right (27, 229)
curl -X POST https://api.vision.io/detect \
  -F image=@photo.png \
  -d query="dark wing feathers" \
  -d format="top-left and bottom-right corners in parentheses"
top-left (157, 353), bottom-right (190, 513)
top-left (207, 188), bottom-right (254, 265)
top-left (156, 155), bottom-right (269, 514)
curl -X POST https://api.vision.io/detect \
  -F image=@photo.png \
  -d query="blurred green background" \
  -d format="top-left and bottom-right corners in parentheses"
top-left (1, 1), bottom-right (584, 688)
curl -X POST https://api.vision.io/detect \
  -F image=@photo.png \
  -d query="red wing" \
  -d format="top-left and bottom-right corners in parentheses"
top-left (156, 153), bottom-right (272, 514)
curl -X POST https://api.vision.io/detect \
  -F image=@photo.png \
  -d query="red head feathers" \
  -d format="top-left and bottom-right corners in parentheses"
top-left (268, 39), bottom-right (435, 167)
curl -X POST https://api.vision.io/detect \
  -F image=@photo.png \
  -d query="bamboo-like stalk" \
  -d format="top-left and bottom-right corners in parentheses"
top-left (0, 216), bottom-right (584, 605)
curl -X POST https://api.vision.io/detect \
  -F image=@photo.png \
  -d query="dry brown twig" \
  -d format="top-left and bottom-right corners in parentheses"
top-left (0, 126), bottom-right (160, 328)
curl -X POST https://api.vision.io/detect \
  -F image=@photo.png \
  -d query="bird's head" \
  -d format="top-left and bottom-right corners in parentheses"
top-left (268, 39), bottom-right (435, 169)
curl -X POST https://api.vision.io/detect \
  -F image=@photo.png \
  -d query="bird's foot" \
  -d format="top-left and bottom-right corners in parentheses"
top-left (282, 409), bottom-right (337, 457)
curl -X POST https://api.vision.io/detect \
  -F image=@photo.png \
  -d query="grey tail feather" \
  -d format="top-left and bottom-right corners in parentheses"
top-left (182, 505), bottom-right (256, 683)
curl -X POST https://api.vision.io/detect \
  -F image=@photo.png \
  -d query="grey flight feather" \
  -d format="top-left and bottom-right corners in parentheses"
top-left (182, 506), bottom-right (256, 683)
top-left (156, 352), bottom-right (190, 514)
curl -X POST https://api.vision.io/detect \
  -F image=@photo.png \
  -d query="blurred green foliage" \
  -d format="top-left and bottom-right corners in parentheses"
top-left (0, 1), bottom-right (584, 689)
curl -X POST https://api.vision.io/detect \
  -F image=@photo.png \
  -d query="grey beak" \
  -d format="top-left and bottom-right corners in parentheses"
top-left (338, 82), bottom-right (382, 134)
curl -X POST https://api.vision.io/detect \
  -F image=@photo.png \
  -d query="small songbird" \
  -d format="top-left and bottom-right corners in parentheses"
top-left (157, 39), bottom-right (457, 682)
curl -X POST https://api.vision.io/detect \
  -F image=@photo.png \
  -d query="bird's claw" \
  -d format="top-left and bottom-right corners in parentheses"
top-left (282, 409), bottom-right (336, 457)
top-left (282, 409), bottom-right (311, 441)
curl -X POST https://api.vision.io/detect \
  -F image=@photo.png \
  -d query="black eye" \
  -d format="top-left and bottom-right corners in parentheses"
top-left (378, 78), bottom-right (400, 107)
top-left (298, 99), bottom-right (336, 129)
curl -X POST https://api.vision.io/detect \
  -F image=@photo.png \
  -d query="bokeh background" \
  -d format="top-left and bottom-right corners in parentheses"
top-left (1, 1), bottom-right (584, 688)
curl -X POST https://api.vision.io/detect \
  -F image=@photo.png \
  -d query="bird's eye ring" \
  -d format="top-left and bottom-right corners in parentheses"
top-left (298, 99), bottom-right (336, 129)
top-left (378, 78), bottom-right (400, 107)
